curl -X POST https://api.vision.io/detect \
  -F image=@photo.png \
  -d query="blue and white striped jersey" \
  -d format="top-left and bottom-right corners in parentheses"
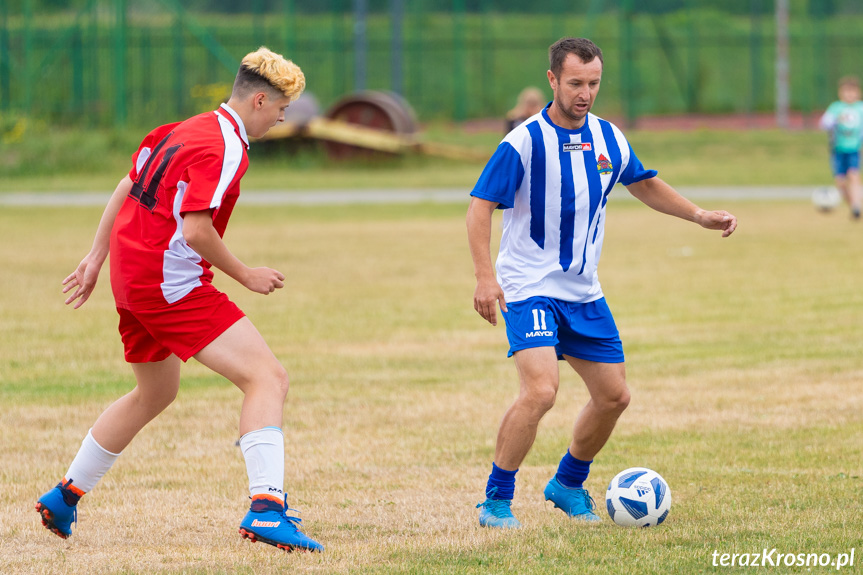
top-left (471, 105), bottom-right (657, 304)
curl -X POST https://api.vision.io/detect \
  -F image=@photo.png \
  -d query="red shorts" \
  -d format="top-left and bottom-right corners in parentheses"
top-left (117, 284), bottom-right (245, 363)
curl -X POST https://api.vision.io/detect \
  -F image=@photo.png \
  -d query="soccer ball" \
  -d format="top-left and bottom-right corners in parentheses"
top-left (812, 187), bottom-right (841, 212)
top-left (605, 467), bottom-right (671, 527)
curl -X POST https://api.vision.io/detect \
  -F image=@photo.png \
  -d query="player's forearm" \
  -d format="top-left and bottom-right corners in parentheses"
top-left (626, 177), bottom-right (701, 223)
top-left (466, 199), bottom-right (497, 281)
top-left (182, 212), bottom-right (251, 285)
top-left (90, 176), bottom-right (132, 263)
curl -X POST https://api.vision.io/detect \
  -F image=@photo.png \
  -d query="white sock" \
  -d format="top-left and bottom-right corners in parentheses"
top-left (239, 426), bottom-right (285, 502)
top-left (63, 429), bottom-right (121, 494)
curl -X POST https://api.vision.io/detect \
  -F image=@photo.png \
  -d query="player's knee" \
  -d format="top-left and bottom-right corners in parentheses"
top-left (135, 385), bottom-right (178, 414)
top-left (523, 384), bottom-right (557, 415)
top-left (601, 386), bottom-right (630, 415)
top-left (238, 361), bottom-right (289, 400)
top-left (616, 387), bottom-right (631, 412)
top-left (269, 364), bottom-right (290, 399)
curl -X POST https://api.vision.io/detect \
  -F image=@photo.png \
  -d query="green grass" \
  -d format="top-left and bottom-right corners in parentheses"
top-left (0, 124), bottom-right (835, 192)
top-left (1, 199), bottom-right (861, 574)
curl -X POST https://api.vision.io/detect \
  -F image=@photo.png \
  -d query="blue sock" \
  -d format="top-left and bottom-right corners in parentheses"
top-left (485, 462), bottom-right (517, 500)
top-left (555, 450), bottom-right (592, 489)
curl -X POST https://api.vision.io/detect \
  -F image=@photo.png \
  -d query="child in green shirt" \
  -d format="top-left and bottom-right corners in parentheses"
top-left (820, 75), bottom-right (863, 219)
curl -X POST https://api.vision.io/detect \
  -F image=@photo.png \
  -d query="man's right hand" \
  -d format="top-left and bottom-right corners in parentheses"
top-left (473, 277), bottom-right (507, 326)
top-left (62, 254), bottom-right (103, 309)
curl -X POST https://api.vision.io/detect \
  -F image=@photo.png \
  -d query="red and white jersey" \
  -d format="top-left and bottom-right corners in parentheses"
top-left (110, 104), bottom-right (250, 310)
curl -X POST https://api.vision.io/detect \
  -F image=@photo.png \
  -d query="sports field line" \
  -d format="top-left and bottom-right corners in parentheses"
top-left (0, 186), bottom-right (818, 207)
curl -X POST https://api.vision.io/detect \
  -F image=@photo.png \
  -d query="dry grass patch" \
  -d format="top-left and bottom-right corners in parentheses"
top-left (1, 200), bottom-right (861, 574)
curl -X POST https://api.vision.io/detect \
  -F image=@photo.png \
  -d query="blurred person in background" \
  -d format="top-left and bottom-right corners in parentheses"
top-left (820, 75), bottom-right (863, 219)
top-left (505, 86), bottom-right (546, 133)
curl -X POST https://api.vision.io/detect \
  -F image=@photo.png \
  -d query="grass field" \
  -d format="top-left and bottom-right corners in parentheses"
top-left (1, 196), bottom-right (861, 574)
top-left (0, 124), bottom-right (836, 191)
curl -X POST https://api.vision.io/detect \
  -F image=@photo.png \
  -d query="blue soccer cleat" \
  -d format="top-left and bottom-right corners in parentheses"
top-left (35, 479), bottom-right (81, 539)
top-left (544, 477), bottom-right (601, 522)
top-left (239, 495), bottom-right (324, 552)
top-left (476, 492), bottom-right (522, 529)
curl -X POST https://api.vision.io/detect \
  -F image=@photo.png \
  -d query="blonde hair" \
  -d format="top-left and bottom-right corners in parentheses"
top-left (234, 46), bottom-right (305, 102)
top-left (507, 87), bottom-right (545, 121)
top-left (838, 75), bottom-right (860, 89)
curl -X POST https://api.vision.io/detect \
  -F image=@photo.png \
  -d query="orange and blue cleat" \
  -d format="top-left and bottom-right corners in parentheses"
top-left (239, 495), bottom-right (323, 553)
top-left (35, 479), bottom-right (81, 539)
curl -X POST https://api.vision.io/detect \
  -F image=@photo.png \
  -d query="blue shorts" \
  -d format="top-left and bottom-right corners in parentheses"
top-left (501, 296), bottom-right (624, 363)
top-left (831, 151), bottom-right (860, 176)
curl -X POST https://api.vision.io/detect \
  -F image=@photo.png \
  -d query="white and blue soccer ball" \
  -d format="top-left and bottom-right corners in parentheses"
top-left (812, 186), bottom-right (841, 212)
top-left (605, 467), bottom-right (671, 527)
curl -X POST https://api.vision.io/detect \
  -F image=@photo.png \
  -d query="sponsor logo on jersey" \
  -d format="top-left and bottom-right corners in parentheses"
top-left (525, 330), bottom-right (554, 338)
top-left (563, 142), bottom-right (592, 152)
top-left (597, 153), bottom-right (613, 174)
top-left (251, 519), bottom-right (281, 528)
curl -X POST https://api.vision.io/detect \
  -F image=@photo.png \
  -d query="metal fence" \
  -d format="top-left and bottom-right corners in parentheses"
top-left (2, 0), bottom-right (863, 129)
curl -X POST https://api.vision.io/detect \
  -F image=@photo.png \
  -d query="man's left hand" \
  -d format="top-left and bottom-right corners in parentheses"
top-left (694, 209), bottom-right (737, 238)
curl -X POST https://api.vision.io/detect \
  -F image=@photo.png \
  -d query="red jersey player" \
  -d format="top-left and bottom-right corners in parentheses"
top-left (36, 47), bottom-right (323, 552)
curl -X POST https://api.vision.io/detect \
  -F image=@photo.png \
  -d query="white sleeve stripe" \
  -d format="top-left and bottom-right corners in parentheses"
top-left (611, 124), bottom-right (631, 172)
top-left (211, 114), bottom-right (244, 209)
top-left (135, 147), bottom-right (152, 175)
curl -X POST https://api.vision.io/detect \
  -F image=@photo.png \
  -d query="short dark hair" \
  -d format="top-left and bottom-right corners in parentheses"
top-left (232, 65), bottom-right (281, 99)
top-left (549, 37), bottom-right (603, 78)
